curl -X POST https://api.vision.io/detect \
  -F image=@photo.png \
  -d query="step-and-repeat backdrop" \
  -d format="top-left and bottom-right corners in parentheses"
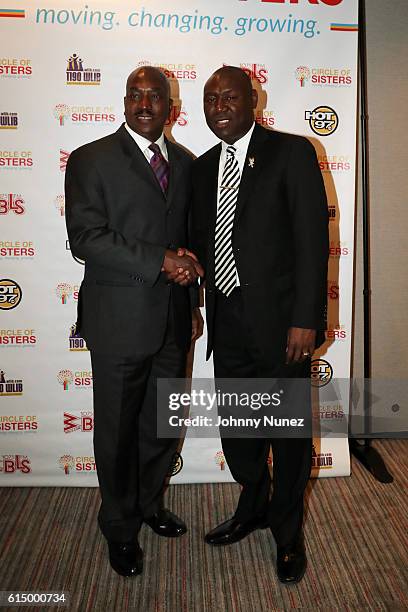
top-left (1, 0), bottom-right (358, 484)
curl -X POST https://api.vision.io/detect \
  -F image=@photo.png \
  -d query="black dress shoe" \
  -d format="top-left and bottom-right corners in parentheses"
top-left (144, 508), bottom-right (187, 537)
top-left (205, 516), bottom-right (268, 546)
top-left (276, 535), bottom-right (307, 584)
top-left (108, 541), bottom-right (143, 577)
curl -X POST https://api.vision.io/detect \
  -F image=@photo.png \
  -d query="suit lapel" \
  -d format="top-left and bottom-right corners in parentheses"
top-left (117, 124), bottom-right (166, 201)
top-left (203, 145), bottom-right (221, 282)
top-left (166, 140), bottom-right (182, 207)
top-left (234, 124), bottom-right (271, 223)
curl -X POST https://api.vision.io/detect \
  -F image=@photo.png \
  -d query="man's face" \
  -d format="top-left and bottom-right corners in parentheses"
top-left (124, 68), bottom-right (171, 142)
top-left (203, 70), bottom-right (257, 144)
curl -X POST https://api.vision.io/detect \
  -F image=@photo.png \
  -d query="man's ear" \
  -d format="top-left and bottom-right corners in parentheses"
top-left (251, 89), bottom-right (258, 109)
top-left (169, 98), bottom-right (173, 114)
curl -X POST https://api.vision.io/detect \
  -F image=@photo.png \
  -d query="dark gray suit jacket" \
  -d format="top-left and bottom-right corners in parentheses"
top-left (65, 124), bottom-right (195, 357)
top-left (191, 123), bottom-right (329, 362)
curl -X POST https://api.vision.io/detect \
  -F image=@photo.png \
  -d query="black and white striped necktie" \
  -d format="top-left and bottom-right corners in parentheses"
top-left (214, 145), bottom-right (240, 296)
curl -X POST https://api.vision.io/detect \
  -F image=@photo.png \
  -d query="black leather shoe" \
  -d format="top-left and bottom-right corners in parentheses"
top-left (205, 516), bottom-right (268, 546)
top-left (144, 508), bottom-right (187, 537)
top-left (108, 541), bottom-right (143, 577)
top-left (276, 535), bottom-right (307, 584)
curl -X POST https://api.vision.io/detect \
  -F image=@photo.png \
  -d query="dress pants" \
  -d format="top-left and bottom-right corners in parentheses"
top-left (213, 288), bottom-right (312, 548)
top-left (90, 309), bottom-right (186, 544)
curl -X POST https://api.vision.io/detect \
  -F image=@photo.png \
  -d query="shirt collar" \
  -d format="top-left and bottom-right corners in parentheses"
top-left (124, 122), bottom-right (167, 157)
top-left (221, 122), bottom-right (255, 157)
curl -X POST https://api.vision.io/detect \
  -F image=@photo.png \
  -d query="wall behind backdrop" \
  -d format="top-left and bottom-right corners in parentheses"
top-left (1, 0), bottom-right (358, 484)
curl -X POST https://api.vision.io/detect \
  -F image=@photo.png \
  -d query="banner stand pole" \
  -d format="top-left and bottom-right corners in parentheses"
top-left (349, 0), bottom-right (393, 483)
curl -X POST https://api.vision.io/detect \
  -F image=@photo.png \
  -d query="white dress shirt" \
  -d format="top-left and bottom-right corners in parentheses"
top-left (217, 122), bottom-right (255, 286)
top-left (124, 122), bottom-right (168, 162)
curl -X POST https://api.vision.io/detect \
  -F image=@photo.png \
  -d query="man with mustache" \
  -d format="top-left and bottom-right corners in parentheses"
top-left (191, 66), bottom-right (328, 583)
top-left (65, 66), bottom-right (203, 577)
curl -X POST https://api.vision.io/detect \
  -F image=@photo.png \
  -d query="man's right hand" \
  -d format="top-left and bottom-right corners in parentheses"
top-left (162, 249), bottom-right (204, 286)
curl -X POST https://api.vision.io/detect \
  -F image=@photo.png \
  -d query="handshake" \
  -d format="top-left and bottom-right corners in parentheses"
top-left (162, 247), bottom-right (204, 286)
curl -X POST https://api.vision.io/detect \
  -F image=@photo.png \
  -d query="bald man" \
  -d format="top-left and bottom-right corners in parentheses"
top-left (65, 66), bottom-right (203, 576)
top-left (191, 66), bottom-right (328, 583)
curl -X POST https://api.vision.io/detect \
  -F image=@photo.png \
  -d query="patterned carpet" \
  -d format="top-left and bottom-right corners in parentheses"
top-left (0, 440), bottom-right (407, 612)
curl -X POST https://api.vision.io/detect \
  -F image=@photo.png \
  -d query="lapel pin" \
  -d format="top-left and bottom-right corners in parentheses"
top-left (248, 157), bottom-right (255, 168)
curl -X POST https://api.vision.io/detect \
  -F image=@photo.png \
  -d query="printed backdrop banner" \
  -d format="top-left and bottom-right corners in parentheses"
top-left (1, 0), bottom-right (358, 484)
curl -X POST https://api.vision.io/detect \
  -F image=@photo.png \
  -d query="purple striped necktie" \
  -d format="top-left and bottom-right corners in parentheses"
top-left (149, 143), bottom-right (169, 194)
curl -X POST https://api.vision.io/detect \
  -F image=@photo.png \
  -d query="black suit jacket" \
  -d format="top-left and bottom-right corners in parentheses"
top-left (65, 124), bottom-right (194, 357)
top-left (191, 123), bottom-right (329, 362)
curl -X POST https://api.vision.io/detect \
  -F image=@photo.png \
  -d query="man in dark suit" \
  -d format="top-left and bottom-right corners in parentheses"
top-left (65, 66), bottom-right (203, 577)
top-left (191, 66), bottom-right (328, 583)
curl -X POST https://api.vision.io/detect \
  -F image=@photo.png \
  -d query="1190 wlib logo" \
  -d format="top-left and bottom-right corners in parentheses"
top-left (66, 53), bottom-right (101, 85)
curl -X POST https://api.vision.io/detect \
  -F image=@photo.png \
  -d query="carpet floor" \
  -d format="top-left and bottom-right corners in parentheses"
top-left (0, 440), bottom-right (407, 612)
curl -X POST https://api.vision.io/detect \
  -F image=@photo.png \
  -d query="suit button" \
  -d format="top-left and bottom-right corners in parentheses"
top-left (168, 243), bottom-right (176, 250)
top-left (167, 209), bottom-right (172, 215)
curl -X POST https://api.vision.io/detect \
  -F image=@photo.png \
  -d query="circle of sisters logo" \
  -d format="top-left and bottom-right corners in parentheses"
top-left (168, 452), bottom-right (183, 476)
top-left (311, 359), bottom-right (333, 388)
top-left (305, 106), bottom-right (338, 136)
top-left (55, 195), bottom-right (65, 216)
top-left (295, 66), bottom-right (311, 87)
top-left (56, 282), bottom-right (72, 304)
top-left (215, 450), bottom-right (226, 471)
top-left (54, 104), bottom-right (71, 126)
top-left (57, 369), bottom-right (74, 391)
top-left (0, 279), bottom-right (22, 310)
top-left (58, 454), bottom-right (75, 475)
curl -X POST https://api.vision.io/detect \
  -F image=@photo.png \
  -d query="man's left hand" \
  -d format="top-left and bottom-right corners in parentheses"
top-left (191, 307), bottom-right (204, 341)
top-left (286, 327), bottom-right (316, 364)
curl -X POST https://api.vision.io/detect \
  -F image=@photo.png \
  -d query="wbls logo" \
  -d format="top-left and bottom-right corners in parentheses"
top-left (165, 105), bottom-right (188, 127)
top-left (60, 149), bottom-right (70, 171)
top-left (0, 370), bottom-right (24, 396)
top-left (223, 62), bottom-right (268, 84)
top-left (63, 411), bottom-right (93, 433)
top-left (0, 112), bottom-right (18, 129)
top-left (0, 455), bottom-right (31, 474)
top-left (0, 194), bottom-right (25, 215)
top-left (66, 53), bottom-right (101, 85)
top-left (239, 63), bottom-right (268, 84)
